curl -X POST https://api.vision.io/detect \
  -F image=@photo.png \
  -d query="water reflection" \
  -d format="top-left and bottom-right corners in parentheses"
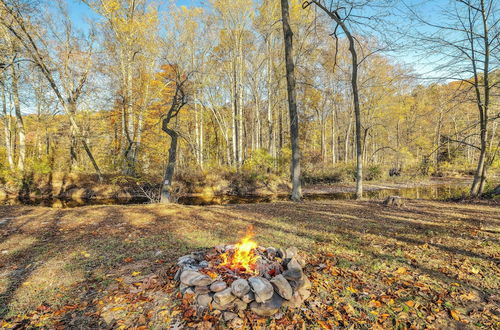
top-left (1, 183), bottom-right (470, 208)
top-left (2, 197), bottom-right (150, 208)
top-left (178, 183), bottom-right (470, 205)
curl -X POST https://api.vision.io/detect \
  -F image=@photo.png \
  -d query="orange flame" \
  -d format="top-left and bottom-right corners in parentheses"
top-left (219, 227), bottom-right (260, 274)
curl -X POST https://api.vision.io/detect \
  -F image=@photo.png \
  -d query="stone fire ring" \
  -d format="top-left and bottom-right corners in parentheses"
top-left (174, 246), bottom-right (311, 319)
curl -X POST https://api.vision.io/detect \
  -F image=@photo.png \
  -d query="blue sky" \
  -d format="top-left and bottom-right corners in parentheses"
top-left (67, 0), bottom-right (205, 31)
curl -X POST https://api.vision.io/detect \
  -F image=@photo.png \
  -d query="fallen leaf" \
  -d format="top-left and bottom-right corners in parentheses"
top-left (450, 310), bottom-right (460, 321)
top-left (343, 304), bottom-right (356, 315)
top-left (318, 320), bottom-right (331, 329)
top-left (395, 267), bottom-right (407, 275)
top-left (346, 286), bottom-right (357, 294)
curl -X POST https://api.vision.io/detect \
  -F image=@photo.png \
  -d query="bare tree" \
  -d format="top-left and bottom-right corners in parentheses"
top-left (281, 0), bottom-right (302, 201)
top-left (404, 0), bottom-right (498, 196)
top-left (0, 70), bottom-right (14, 170)
top-left (303, 0), bottom-right (364, 199)
top-left (10, 61), bottom-right (24, 171)
top-left (0, 0), bottom-right (103, 180)
top-left (0, 27), bottom-right (24, 171)
top-left (159, 66), bottom-right (189, 203)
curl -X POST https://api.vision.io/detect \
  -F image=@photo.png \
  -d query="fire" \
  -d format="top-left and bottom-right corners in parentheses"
top-left (219, 228), bottom-right (260, 275)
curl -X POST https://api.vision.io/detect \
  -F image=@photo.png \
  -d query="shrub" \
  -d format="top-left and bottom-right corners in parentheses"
top-left (364, 164), bottom-right (383, 181)
top-left (29, 155), bottom-right (53, 175)
top-left (242, 149), bottom-right (274, 175)
top-left (302, 162), bottom-right (356, 184)
top-left (276, 148), bottom-right (292, 176)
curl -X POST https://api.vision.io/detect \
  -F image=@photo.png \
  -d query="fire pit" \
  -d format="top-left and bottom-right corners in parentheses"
top-left (174, 230), bottom-right (311, 318)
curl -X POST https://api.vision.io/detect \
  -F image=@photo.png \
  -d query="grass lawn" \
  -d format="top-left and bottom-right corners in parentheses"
top-left (0, 199), bottom-right (498, 328)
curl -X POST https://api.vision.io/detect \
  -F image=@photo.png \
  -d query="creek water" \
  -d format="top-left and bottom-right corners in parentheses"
top-left (1, 181), bottom-right (471, 208)
top-left (178, 182), bottom-right (471, 205)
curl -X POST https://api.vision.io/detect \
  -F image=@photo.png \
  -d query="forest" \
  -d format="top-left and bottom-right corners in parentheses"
top-left (0, 0), bottom-right (497, 203)
top-left (0, 0), bottom-right (499, 328)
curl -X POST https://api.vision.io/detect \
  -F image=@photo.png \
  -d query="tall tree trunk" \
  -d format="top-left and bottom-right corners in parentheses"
top-left (231, 57), bottom-right (239, 166)
top-left (132, 107), bottom-right (144, 171)
top-left (131, 67), bottom-right (153, 175)
top-left (344, 111), bottom-right (353, 162)
top-left (280, 0), bottom-right (302, 201)
top-left (254, 95), bottom-right (261, 150)
top-left (266, 36), bottom-right (275, 158)
top-left (121, 47), bottom-right (136, 176)
top-left (396, 119), bottom-right (400, 168)
top-left (347, 36), bottom-right (363, 199)
top-left (238, 36), bottom-right (244, 164)
top-left (199, 104), bottom-right (204, 169)
top-left (435, 111), bottom-right (443, 169)
top-left (321, 118), bottom-right (326, 161)
top-left (11, 64), bottom-right (25, 172)
top-left (331, 107), bottom-right (337, 164)
top-left (194, 92), bottom-right (200, 164)
top-left (68, 101), bottom-right (78, 170)
top-left (278, 105), bottom-right (284, 150)
top-left (2, 73), bottom-right (14, 170)
top-left (160, 126), bottom-right (178, 203)
top-left (470, 0), bottom-right (490, 196)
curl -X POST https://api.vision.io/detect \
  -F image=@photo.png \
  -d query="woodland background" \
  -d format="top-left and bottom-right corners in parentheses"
top-left (0, 0), bottom-right (498, 199)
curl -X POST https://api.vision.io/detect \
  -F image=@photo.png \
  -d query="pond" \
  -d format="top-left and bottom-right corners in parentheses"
top-left (178, 182), bottom-right (471, 205)
top-left (1, 181), bottom-right (472, 208)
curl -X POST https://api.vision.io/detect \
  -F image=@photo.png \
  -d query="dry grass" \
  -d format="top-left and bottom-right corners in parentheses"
top-left (0, 199), bottom-right (498, 328)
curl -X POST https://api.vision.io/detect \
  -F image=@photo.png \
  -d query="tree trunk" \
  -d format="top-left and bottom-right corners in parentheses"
top-left (238, 36), bottom-right (244, 165)
top-left (348, 35), bottom-right (363, 199)
top-left (1, 72), bottom-right (14, 170)
top-left (266, 36), bottom-right (275, 158)
top-left (68, 101), bottom-right (78, 170)
top-left (470, 0), bottom-right (490, 196)
top-left (121, 46), bottom-right (136, 176)
top-left (321, 118), bottom-right (326, 161)
top-left (199, 104), bottom-right (204, 168)
top-left (344, 111), bottom-right (353, 162)
top-left (160, 126), bottom-right (178, 203)
top-left (254, 95), bottom-right (261, 150)
top-left (231, 57), bottom-right (239, 166)
top-left (11, 64), bottom-right (25, 172)
top-left (280, 0), bottom-right (302, 201)
top-left (331, 107), bottom-right (337, 164)
top-left (435, 111), bottom-right (443, 169)
top-left (278, 105), bottom-right (284, 150)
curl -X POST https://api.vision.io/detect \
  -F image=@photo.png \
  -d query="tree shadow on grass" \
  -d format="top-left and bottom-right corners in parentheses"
top-left (0, 209), bottom-right (64, 318)
top-left (0, 205), bottom-right (202, 323)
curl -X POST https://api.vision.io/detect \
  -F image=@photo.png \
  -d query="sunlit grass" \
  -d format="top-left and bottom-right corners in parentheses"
top-left (0, 235), bottom-right (37, 257)
top-left (9, 256), bottom-right (84, 314)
